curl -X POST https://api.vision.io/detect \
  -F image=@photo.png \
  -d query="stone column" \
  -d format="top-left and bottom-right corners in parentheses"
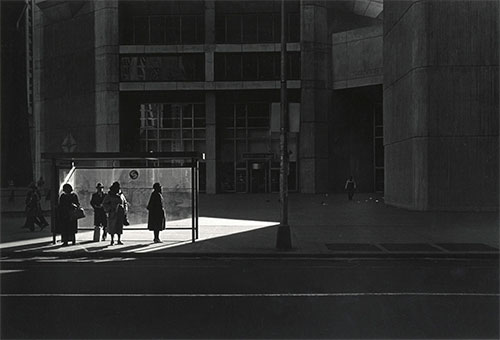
top-left (384, 0), bottom-right (499, 210)
top-left (33, 4), bottom-right (44, 180)
top-left (299, 0), bottom-right (330, 193)
top-left (204, 0), bottom-right (217, 193)
top-left (94, 0), bottom-right (119, 152)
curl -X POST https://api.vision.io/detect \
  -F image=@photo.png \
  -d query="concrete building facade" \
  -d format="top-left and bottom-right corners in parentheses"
top-left (29, 0), bottom-right (498, 211)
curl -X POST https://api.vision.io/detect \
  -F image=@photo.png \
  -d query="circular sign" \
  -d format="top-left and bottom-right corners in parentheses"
top-left (129, 170), bottom-right (139, 180)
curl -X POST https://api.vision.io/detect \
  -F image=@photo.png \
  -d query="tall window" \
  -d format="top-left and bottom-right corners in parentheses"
top-left (214, 52), bottom-right (300, 81)
top-left (219, 102), bottom-right (297, 193)
top-left (374, 103), bottom-right (384, 193)
top-left (139, 103), bottom-right (206, 153)
top-left (215, 12), bottom-right (300, 43)
top-left (128, 15), bottom-right (204, 45)
top-left (120, 54), bottom-right (205, 82)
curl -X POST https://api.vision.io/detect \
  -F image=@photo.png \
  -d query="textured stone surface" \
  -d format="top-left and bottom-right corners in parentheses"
top-left (300, 0), bottom-right (330, 193)
top-left (332, 25), bottom-right (382, 89)
top-left (384, 0), bottom-right (499, 211)
top-left (94, 0), bottom-right (119, 152)
top-left (36, 0), bottom-right (96, 161)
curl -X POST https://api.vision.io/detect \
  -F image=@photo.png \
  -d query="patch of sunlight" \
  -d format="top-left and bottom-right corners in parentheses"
top-left (0, 235), bottom-right (62, 250)
top-left (199, 217), bottom-right (278, 227)
top-left (129, 217), bottom-right (278, 253)
top-left (0, 269), bottom-right (24, 274)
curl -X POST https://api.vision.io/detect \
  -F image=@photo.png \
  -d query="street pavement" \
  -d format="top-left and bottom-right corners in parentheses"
top-left (1, 257), bottom-right (498, 339)
top-left (1, 194), bottom-right (499, 339)
top-left (0, 193), bottom-right (498, 258)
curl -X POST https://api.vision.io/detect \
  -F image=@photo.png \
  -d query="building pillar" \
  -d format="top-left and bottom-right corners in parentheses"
top-left (384, 0), bottom-right (499, 210)
top-left (299, 0), bottom-right (330, 193)
top-left (34, 1), bottom-right (97, 187)
top-left (33, 4), bottom-right (44, 182)
top-left (94, 0), bottom-right (119, 152)
top-left (204, 0), bottom-right (217, 193)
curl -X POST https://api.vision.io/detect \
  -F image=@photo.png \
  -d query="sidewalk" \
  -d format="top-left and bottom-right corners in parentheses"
top-left (1, 193), bottom-right (498, 258)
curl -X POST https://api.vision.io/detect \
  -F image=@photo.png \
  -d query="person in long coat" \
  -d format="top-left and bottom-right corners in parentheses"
top-left (102, 181), bottom-right (127, 245)
top-left (23, 182), bottom-right (49, 231)
top-left (147, 182), bottom-right (166, 243)
top-left (90, 182), bottom-right (107, 241)
top-left (58, 183), bottom-right (80, 246)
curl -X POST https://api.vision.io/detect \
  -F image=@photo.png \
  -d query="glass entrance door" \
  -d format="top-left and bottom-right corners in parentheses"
top-left (249, 161), bottom-right (268, 193)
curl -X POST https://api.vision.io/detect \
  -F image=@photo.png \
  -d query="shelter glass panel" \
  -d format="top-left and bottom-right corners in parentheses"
top-left (59, 167), bottom-right (193, 230)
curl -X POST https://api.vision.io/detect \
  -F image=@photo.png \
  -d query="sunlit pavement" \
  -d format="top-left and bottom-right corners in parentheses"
top-left (1, 193), bottom-right (498, 257)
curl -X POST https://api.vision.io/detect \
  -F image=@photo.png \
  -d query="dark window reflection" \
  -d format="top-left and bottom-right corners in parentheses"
top-left (149, 16), bottom-right (166, 44)
top-left (125, 15), bottom-right (204, 45)
top-left (242, 14), bottom-right (258, 43)
top-left (258, 13), bottom-right (274, 43)
top-left (242, 54), bottom-right (258, 81)
top-left (214, 52), bottom-right (300, 81)
top-left (226, 15), bottom-right (241, 43)
top-left (215, 12), bottom-right (300, 43)
top-left (133, 17), bottom-right (148, 44)
top-left (166, 16), bottom-right (181, 44)
top-left (120, 54), bottom-right (205, 81)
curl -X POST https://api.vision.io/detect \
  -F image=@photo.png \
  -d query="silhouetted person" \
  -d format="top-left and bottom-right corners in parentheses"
top-left (90, 182), bottom-right (107, 241)
top-left (58, 183), bottom-right (80, 246)
top-left (345, 176), bottom-right (357, 201)
top-left (147, 182), bottom-right (166, 243)
top-left (23, 182), bottom-right (48, 231)
top-left (103, 181), bottom-right (127, 246)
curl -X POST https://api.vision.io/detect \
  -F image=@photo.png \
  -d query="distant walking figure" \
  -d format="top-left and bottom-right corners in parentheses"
top-left (23, 182), bottom-right (49, 231)
top-left (58, 183), bottom-right (80, 246)
top-left (147, 182), bottom-right (166, 243)
top-left (90, 182), bottom-right (107, 241)
top-left (345, 176), bottom-right (357, 201)
top-left (103, 182), bottom-right (127, 246)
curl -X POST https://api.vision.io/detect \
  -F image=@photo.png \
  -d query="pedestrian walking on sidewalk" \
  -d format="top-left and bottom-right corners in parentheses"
top-left (58, 184), bottom-right (80, 246)
top-left (102, 181), bottom-right (127, 246)
top-left (344, 175), bottom-right (357, 201)
top-left (22, 182), bottom-right (49, 231)
top-left (90, 182), bottom-right (107, 241)
top-left (147, 182), bottom-right (166, 243)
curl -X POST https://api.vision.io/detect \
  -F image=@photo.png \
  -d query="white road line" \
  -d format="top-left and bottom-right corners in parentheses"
top-left (1, 292), bottom-right (498, 298)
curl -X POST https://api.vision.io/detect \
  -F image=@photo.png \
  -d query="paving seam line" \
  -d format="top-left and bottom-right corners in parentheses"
top-left (0, 251), bottom-right (499, 260)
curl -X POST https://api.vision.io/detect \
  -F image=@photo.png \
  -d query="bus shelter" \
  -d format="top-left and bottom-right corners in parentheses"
top-left (42, 152), bottom-right (203, 244)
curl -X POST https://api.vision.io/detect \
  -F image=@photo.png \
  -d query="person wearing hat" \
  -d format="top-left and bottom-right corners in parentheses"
top-left (102, 181), bottom-right (127, 245)
top-left (90, 182), bottom-right (107, 241)
top-left (147, 182), bottom-right (166, 243)
top-left (58, 183), bottom-right (80, 246)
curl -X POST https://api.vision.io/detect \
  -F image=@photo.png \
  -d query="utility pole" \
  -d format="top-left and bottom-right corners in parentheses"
top-left (276, 0), bottom-right (292, 250)
top-left (24, 0), bottom-right (35, 179)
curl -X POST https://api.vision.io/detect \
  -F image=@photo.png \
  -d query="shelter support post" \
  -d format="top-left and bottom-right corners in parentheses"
top-left (50, 158), bottom-right (57, 244)
top-left (191, 158), bottom-right (195, 243)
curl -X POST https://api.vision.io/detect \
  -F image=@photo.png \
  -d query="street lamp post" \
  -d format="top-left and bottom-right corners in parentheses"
top-left (276, 0), bottom-right (292, 250)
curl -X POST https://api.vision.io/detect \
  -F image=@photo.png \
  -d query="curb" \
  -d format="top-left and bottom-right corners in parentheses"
top-left (1, 250), bottom-right (498, 260)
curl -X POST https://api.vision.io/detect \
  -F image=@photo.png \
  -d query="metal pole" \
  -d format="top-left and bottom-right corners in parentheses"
top-left (276, 0), bottom-right (292, 250)
top-left (195, 159), bottom-right (199, 239)
top-left (51, 159), bottom-right (57, 244)
top-left (191, 158), bottom-right (195, 243)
